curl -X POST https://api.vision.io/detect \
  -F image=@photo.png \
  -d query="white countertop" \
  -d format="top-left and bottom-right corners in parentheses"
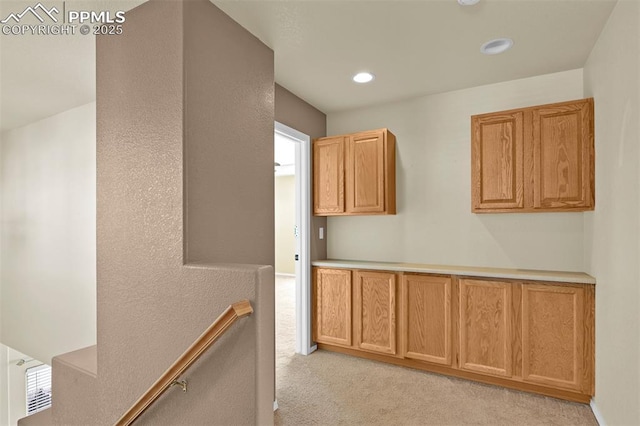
top-left (311, 259), bottom-right (596, 284)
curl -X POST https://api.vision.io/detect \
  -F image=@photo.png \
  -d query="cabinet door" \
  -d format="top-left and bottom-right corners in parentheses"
top-left (521, 284), bottom-right (586, 391)
top-left (347, 131), bottom-right (385, 213)
top-left (314, 268), bottom-right (352, 346)
top-left (313, 137), bottom-right (345, 215)
top-left (403, 274), bottom-right (451, 365)
top-left (532, 99), bottom-right (594, 210)
top-left (354, 271), bottom-right (396, 355)
top-left (459, 279), bottom-right (512, 377)
top-left (471, 111), bottom-right (524, 212)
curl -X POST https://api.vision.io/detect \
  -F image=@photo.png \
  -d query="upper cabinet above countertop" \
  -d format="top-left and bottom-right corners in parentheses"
top-left (313, 128), bottom-right (396, 216)
top-left (471, 98), bottom-right (594, 213)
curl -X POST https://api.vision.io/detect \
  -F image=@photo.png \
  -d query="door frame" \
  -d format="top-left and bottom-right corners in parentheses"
top-left (275, 121), bottom-right (316, 355)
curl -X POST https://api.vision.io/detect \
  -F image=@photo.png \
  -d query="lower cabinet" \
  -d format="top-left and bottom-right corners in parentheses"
top-left (313, 268), bottom-right (352, 347)
top-left (521, 284), bottom-right (592, 393)
top-left (458, 279), bottom-right (513, 378)
top-left (313, 267), bottom-right (595, 403)
top-left (353, 271), bottom-right (397, 355)
top-left (312, 268), bottom-right (398, 355)
top-left (402, 274), bottom-right (452, 366)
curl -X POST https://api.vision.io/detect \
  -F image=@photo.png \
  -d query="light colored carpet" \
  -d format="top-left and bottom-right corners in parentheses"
top-left (274, 275), bottom-right (598, 426)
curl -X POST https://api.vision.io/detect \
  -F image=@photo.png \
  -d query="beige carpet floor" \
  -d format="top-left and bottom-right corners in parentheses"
top-left (274, 275), bottom-right (598, 426)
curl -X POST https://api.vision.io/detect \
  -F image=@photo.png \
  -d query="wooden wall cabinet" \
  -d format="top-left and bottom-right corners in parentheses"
top-left (472, 98), bottom-right (594, 213)
top-left (313, 266), bottom-right (595, 403)
top-left (313, 129), bottom-right (396, 216)
top-left (313, 136), bottom-right (345, 215)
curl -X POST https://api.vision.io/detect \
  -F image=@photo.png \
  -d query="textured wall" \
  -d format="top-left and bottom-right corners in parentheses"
top-left (583, 1), bottom-right (640, 424)
top-left (94, 0), bottom-right (274, 424)
top-left (327, 69), bottom-right (586, 272)
top-left (184, 0), bottom-right (274, 267)
top-left (275, 84), bottom-right (327, 261)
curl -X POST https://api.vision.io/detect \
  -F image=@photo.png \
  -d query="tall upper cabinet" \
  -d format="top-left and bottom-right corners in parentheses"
top-left (313, 136), bottom-right (345, 215)
top-left (314, 128), bottom-right (396, 216)
top-left (471, 98), bottom-right (594, 213)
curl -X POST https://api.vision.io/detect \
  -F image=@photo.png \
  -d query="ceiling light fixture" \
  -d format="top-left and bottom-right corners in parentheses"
top-left (457, 0), bottom-right (480, 5)
top-left (480, 38), bottom-right (514, 55)
top-left (353, 72), bottom-right (375, 84)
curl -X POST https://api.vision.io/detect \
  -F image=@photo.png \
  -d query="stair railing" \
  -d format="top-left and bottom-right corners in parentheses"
top-left (114, 300), bottom-right (254, 426)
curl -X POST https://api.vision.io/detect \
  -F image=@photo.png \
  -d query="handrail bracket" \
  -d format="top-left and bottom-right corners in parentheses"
top-left (170, 380), bottom-right (188, 393)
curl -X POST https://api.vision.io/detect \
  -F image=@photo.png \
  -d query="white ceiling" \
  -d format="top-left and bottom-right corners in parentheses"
top-left (0, 0), bottom-right (145, 131)
top-left (0, 0), bottom-right (617, 133)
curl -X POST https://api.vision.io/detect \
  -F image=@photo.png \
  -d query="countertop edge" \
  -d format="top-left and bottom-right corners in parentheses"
top-left (311, 260), bottom-right (596, 285)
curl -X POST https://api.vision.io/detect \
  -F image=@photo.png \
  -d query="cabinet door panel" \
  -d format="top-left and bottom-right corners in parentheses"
top-left (313, 137), bottom-right (345, 214)
top-left (533, 99), bottom-right (593, 209)
top-left (403, 275), bottom-right (451, 365)
top-left (347, 131), bottom-right (385, 213)
top-left (459, 279), bottom-right (512, 377)
top-left (354, 271), bottom-right (396, 355)
top-left (522, 284), bottom-right (584, 391)
top-left (314, 268), bottom-right (351, 346)
top-left (472, 112), bottom-right (524, 211)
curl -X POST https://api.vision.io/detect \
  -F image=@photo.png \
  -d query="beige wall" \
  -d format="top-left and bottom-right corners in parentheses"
top-left (0, 103), bottom-right (97, 364)
top-left (583, 1), bottom-right (640, 424)
top-left (0, 345), bottom-right (7, 426)
top-left (327, 69), bottom-right (586, 272)
top-left (275, 175), bottom-right (296, 274)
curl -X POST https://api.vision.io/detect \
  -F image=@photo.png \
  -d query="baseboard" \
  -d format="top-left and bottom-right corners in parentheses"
top-left (273, 399), bottom-right (279, 412)
top-left (300, 344), bottom-right (318, 356)
top-left (590, 399), bottom-right (606, 426)
top-left (317, 343), bottom-right (592, 403)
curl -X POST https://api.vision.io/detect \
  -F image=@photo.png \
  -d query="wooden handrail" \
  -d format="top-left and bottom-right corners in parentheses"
top-left (115, 300), bottom-right (254, 426)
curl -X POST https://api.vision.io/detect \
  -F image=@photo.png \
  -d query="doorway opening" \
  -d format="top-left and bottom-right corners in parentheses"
top-left (274, 122), bottom-right (315, 356)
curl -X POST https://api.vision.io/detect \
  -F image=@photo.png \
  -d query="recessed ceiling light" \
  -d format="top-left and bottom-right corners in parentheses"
top-left (480, 38), bottom-right (514, 55)
top-left (353, 72), bottom-right (375, 84)
top-left (458, 0), bottom-right (480, 5)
